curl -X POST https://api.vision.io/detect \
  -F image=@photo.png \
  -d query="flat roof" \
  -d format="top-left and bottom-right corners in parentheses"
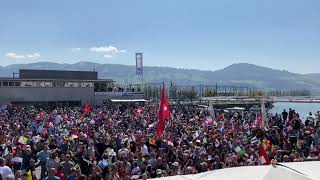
top-left (19, 69), bottom-right (97, 73)
top-left (0, 77), bottom-right (114, 82)
top-left (110, 99), bottom-right (147, 102)
top-left (19, 69), bottom-right (98, 80)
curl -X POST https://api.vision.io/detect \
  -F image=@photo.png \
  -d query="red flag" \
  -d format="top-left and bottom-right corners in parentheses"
top-left (157, 83), bottom-right (170, 137)
top-left (218, 114), bottom-right (224, 120)
top-left (167, 135), bottom-right (174, 146)
top-left (37, 112), bottom-right (45, 120)
top-left (136, 106), bottom-right (143, 114)
top-left (97, 113), bottom-right (105, 120)
top-left (206, 117), bottom-right (213, 124)
top-left (257, 112), bottom-right (262, 128)
top-left (48, 122), bottom-right (54, 128)
top-left (84, 103), bottom-right (91, 114)
top-left (258, 140), bottom-right (270, 165)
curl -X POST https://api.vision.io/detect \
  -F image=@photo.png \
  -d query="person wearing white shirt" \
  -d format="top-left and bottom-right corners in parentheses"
top-left (0, 158), bottom-right (13, 180)
top-left (141, 144), bottom-right (148, 156)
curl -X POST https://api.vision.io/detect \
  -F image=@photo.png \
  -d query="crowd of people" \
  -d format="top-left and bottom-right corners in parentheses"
top-left (0, 103), bottom-right (319, 180)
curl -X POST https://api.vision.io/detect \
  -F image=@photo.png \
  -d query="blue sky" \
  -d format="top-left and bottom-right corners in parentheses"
top-left (0, 0), bottom-right (320, 73)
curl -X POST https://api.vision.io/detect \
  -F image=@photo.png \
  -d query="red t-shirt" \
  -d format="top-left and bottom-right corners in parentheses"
top-left (55, 171), bottom-right (66, 180)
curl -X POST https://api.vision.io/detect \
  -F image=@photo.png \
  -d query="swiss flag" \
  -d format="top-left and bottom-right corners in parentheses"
top-left (218, 114), bottom-right (224, 120)
top-left (37, 112), bottom-right (45, 120)
top-left (136, 106), bottom-right (143, 114)
top-left (259, 140), bottom-right (270, 165)
top-left (48, 122), bottom-right (54, 128)
top-left (157, 83), bottom-right (170, 137)
top-left (167, 135), bottom-right (174, 146)
top-left (84, 103), bottom-right (91, 114)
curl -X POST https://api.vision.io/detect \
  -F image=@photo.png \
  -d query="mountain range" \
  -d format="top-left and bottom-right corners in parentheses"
top-left (0, 62), bottom-right (319, 92)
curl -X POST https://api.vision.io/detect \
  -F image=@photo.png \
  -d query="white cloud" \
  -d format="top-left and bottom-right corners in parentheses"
top-left (103, 54), bottom-right (113, 58)
top-left (5, 52), bottom-right (41, 59)
top-left (71, 48), bottom-right (81, 52)
top-left (89, 46), bottom-right (126, 55)
top-left (6, 53), bottom-right (25, 59)
top-left (26, 53), bottom-right (40, 58)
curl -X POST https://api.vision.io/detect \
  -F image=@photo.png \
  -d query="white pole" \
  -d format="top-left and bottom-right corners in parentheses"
top-left (261, 100), bottom-right (267, 129)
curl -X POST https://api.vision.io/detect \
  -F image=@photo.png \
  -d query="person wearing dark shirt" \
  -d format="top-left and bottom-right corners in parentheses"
top-left (129, 141), bottom-right (137, 154)
top-left (95, 138), bottom-right (106, 162)
top-left (78, 155), bottom-right (93, 176)
top-left (289, 108), bottom-right (294, 121)
top-left (305, 119), bottom-right (311, 127)
top-left (293, 119), bottom-right (301, 130)
top-left (22, 148), bottom-right (34, 170)
top-left (212, 155), bottom-right (224, 170)
top-left (282, 109), bottom-right (288, 123)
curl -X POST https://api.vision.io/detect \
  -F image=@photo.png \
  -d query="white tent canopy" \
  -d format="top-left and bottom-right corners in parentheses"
top-left (155, 162), bottom-right (320, 180)
top-left (282, 161), bottom-right (320, 180)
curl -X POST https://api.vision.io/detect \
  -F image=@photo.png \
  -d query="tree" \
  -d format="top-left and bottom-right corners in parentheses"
top-left (169, 82), bottom-right (178, 99)
top-left (177, 87), bottom-right (198, 102)
top-left (187, 87), bottom-right (198, 101)
top-left (204, 88), bottom-right (216, 97)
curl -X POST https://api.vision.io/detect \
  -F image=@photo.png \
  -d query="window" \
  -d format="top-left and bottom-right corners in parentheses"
top-left (94, 82), bottom-right (108, 92)
top-left (25, 83), bottom-right (33, 87)
top-left (53, 81), bottom-right (65, 87)
top-left (44, 82), bottom-right (51, 87)
top-left (9, 82), bottom-right (14, 86)
top-left (81, 82), bottom-right (92, 88)
top-left (100, 83), bottom-right (107, 92)
top-left (3, 82), bottom-right (8, 86)
top-left (14, 82), bottom-right (21, 86)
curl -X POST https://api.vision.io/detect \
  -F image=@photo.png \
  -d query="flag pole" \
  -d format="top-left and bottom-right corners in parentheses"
top-left (142, 73), bottom-right (144, 85)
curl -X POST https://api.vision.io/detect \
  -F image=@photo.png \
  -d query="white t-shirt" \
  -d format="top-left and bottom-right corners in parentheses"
top-left (0, 166), bottom-right (13, 179)
top-left (141, 144), bottom-right (149, 156)
top-left (131, 166), bottom-right (140, 175)
top-left (55, 115), bottom-right (63, 125)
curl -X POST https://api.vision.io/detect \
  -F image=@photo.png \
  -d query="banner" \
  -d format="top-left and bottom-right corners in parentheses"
top-left (136, 53), bottom-right (143, 75)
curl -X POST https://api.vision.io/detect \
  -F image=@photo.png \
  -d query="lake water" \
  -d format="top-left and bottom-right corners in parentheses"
top-left (270, 102), bottom-right (320, 120)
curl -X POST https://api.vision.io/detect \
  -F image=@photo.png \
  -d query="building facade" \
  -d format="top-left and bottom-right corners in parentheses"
top-left (0, 69), bottom-right (115, 106)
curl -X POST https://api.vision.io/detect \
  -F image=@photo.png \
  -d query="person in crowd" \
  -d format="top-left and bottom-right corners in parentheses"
top-left (55, 165), bottom-right (66, 180)
top-left (0, 103), bottom-right (320, 179)
top-left (45, 168), bottom-right (60, 180)
top-left (46, 152), bottom-right (59, 173)
top-left (0, 158), bottom-right (13, 179)
top-left (60, 154), bottom-right (76, 178)
top-left (282, 109), bottom-right (288, 123)
top-left (37, 143), bottom-right (51, 179)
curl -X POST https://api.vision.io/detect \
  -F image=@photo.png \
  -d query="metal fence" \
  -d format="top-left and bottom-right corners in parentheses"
top-left (114, 83), bottom-right (259, 100)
